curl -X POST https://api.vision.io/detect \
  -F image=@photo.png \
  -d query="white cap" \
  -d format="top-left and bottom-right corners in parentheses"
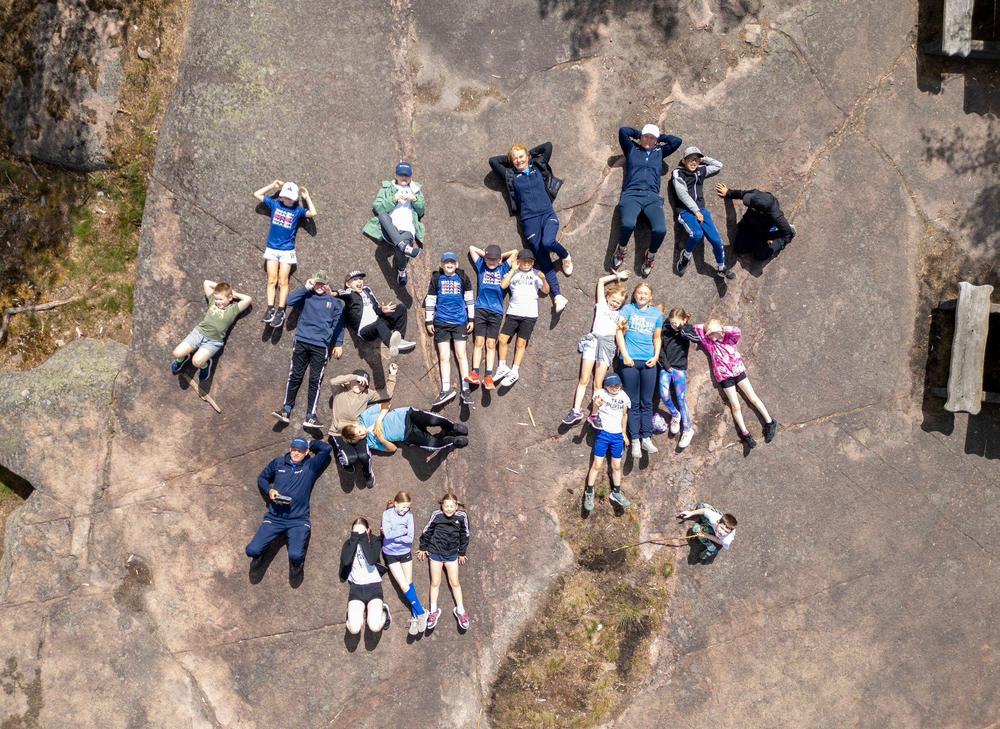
top-left (641, 123), bottom-right (661, 138)
top-left (279, 181), bottom-right (300, 201)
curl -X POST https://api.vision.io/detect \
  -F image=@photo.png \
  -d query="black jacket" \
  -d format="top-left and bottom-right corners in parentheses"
top-left (337, 286), bottom-right (382, 335)
top-left (659, 323), bottom-right (699, 370)
top-left (339, 532), bottom-right (387, 581)
top-left (488, 142), bottom-right (562, 216)
top-left (725, 188), bottom-right (795, 258)
top-left (419, 509), bottom-right (470, 556)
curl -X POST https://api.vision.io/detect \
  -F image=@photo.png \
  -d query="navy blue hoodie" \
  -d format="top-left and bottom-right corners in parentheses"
top-left (286, 287), bottom-right (345, 349)
top-left (619, 127), bottom-right (683, 196)
top-left (256, 439), bottom-right (333, 521)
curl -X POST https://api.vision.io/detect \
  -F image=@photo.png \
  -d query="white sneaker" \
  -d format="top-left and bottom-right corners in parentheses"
top-left (493, 363), bottom-right (511, 380)
top-left (389, 330), bottom-right (402, 357)
top-left (631, 440), bottom-right (642, 459)
top-left (500, 370), bottom-right (519, 387)
top-left (641, 437), bottom-right (658, 453)
top-left (669, 415), bottom-right (681, 435)
top-left (679, 428), bottom-right (694, 449)
top-left (554, 294), bottom-right (568, 313)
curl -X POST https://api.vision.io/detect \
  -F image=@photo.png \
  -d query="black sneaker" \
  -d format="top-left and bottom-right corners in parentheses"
top-left (676, 254), bottom-right (691, 276)
top-left (198, 360), bottom-right (213, 382)
top-left (452, 435), bottom-right (470, 448)
top-left (261, 306), bottom-right (276, 323)
top-left (433, 389), bottom-right (456, 407)
top-left (398, 270), bottom-right (408, 286)
top-left (365, 470), bottom-right (376, 489)
top-left (303, 416), bottom-right (324, 432)
top-left (740, 431), bottom-right (757, 450)
top-left (451, 422), bottom-right (469, 436)
top-left (460, 388), bottom-right (473, 406)
top-left (764, 419), bottom-right (778, 443)
top-left (382, 604), bottom-right (392, 630)
top-left (289, 561), bottom-right (303, 576)
top-left (170, 355), bottom-right (189, 375)
top-left (716, 266), bottom-right (736, 280)
top-left (270, 308), bottom-right (286, 328)
top-left (272, 407), bottom-right (291, 424)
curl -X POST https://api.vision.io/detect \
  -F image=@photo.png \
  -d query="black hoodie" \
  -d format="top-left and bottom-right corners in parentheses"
top-left (339, 532), bottom-right (387, 581)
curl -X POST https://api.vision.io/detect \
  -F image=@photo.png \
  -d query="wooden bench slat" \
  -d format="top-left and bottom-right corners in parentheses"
top-left (945, 281), bottom-right (994, 414)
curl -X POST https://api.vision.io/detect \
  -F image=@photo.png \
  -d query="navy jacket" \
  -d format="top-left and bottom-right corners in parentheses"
top-left (488, 142), bottom-right (561, 218)
top-left (619, 127), bottom-right (682, 196)
top-left (256, 439), bottom-right (333, 521)
top-left (286, 287), bottom-right (345, 349)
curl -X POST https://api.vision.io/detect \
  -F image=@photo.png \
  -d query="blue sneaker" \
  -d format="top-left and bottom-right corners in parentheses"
top-left (198, 359), bottom-right (213, 382)
top-left (170, 356), bottom-right (189, 375)
top-left (583, 488), bottom-right (595, 512)
top-left (608, 490), bottom-right (631, 509)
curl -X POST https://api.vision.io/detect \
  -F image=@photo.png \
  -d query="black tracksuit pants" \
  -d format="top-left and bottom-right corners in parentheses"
top-left (403, 409), bottom-right (465, 450)
top-left (359, 307), bottom-right (407, 346)
top-left (284, 341), bottom-right (329, 417)
top-left (331, 435), bottom-right (372, 477)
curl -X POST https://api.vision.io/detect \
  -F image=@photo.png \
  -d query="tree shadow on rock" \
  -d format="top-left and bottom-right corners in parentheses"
top-left (537, 0), bottom-right (681, 55)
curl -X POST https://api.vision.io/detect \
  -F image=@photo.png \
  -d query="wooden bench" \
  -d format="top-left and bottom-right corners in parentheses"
top-left (935, 282), bottom-right (996, 414)
top-left (927, 0), bottom-right (1000, 59)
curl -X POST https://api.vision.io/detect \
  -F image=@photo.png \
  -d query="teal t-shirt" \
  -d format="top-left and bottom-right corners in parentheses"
top-left (620, 304), bottom-right (663, 361)
top-left (360, 405), bottom-right (410, 452)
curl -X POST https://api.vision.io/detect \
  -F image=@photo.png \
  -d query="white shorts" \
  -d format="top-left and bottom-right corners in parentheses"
top-left (579, 333), bottom-right (617, 366)
top-left (263, 247), bottom-right (297, 265)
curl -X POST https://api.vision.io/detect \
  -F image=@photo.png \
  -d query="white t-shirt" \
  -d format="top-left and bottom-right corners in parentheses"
top-left (593, 388), bottom-right (631, 434)
top-left (591, 301), bottom-right (622, 337)
top-left (349, 544), bottom-right (382, 585)
top-left (703, 508), bottom-right (736, 550)
top-left (390, 183), bottom-right (416, 235)
top-left (357, 287), bottom-right (380, 331)
top-left (506, 269), bottom-right (545, 318)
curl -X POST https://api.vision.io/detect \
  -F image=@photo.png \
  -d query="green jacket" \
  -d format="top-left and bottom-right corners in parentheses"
top-left (362, 180), bottom-right (426, 242)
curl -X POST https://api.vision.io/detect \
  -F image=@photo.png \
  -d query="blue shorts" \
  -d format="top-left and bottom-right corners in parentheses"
top-left (593, 430), bottom-right (624, 459)
top-left (429, 551), bottom-right (459, 564)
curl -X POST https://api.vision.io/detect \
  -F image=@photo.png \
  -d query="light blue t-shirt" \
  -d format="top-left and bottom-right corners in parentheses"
top-left (619, 304), bottom-right (663, 362)
top-left (360, 405), bottom-right (410, 452)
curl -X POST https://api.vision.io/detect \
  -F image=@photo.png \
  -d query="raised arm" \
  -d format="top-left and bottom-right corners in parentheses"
top-left (618, 127), bottom-right (639, 155)
top-left (529, 142), bottom-right (553, 164)
top-left (300, 186), bottom-right (317, 218)
top-left (308, 439), bottom-right (333, 471)
top-left (468, 245), bottom-right (485, 263)
top-left (285, 286), bottom-right (308, 310)
top-left (658, 134), bottom-right (683, 158)
top-left (500, 266), bottom-right (517, 290)
top-left (253, 180), bottom-right (282, 202)
top-left (488, 154), bottom-right (511, 177)
top-left (702, 157), bottom-right (723, 178)
top-left (233, 290), bottom-right (253, 312)
top-left (595, 272), bottom-right (627, 304)
top-left (202, 280), bottom-right (217, 298)
top-left (501, 248), bottom-right (519, 262)
top-left (722, 326), bottom-right (741, 346)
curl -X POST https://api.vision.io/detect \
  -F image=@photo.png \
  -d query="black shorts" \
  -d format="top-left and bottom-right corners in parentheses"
top-left (500, 314), bottom-right (537, 341)
top-left (474, 309), bottom-right (503, 340)
top-left (348, 581), bottom-right (384, 603)
top-left (718, 372), bottom-right (747, 389)
top-left (382, 552), bottom-right (412, 565)
top-left (433, 322), bottom-right (468, 344)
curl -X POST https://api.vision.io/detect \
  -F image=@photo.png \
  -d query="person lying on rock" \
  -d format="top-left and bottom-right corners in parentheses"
top-left (361, 161), bottom-right (426, 287)
top-left (488, 141), bottom-right (571, 312)
top-left (425, 250), bottom-right (476, 408)
top-left (673, 147), bottom-right (735, 280)
top-left (253, 179), bottom-right (317, 328)
top-left (583, 373), bottom-right (631, 513)
top-left (327, 363), bottom-right (397, 490)
top-left (245, 436), bottom-right (333, 579)
top-left (340, 517), bottom-right (391, 635)
top-left (417, 492), bottom-right (471, 631)
top-left (493, 249), bottom-right (549, 389)
top-left (611, 123), bottom-right (683, 275)
top-left (715, 183), bottom-right (795, 261)
top-left (677, 503), bottom-right (738, 561)
top-left (359, 402), bottom-right (469, 455)
top-left (339, 270), bottom-right (416, 357)
top-left (466, 243), bottom-right (518, 391)
top-left (170, 279), bottom-right (252, 382)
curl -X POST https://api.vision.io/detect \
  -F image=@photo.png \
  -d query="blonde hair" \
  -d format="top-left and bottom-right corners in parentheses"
top-left (213, 282), bottom-right (233, 297)
top-left (705, 318), bottom-right (725, 336)
top-left (342, 422), bottom-right (367, 443)
top-left (632, 283), bottom-right (653, 302)
top-left (508, 143), bottom-right (529, 163)
top-left (386, 490), bottom-right (412, 509)
top-left (604, 282), bottom-right (627, 300)
top-left (668, 307), bottom-right (691, 323)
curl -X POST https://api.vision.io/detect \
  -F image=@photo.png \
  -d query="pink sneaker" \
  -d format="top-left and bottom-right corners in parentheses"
top-left (426, 607), bottom-right (442, 631)
top-left (453, 607), bottom-right (470, 630)
top-left (587, 414), bottom-right (602, 430)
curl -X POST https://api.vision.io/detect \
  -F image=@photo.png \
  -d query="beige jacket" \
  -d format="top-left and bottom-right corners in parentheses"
top-left (328, 371), bottom-right (397, 436)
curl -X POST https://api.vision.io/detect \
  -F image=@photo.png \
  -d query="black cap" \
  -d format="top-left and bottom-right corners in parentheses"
top-left (484, 244), bottom-right (502, 260)
top-left (344, 270), bottom-right (366, 284)
top-left (517, 249), bottom-right (535, 261)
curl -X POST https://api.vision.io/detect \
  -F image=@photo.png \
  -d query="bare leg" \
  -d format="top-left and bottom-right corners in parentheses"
top-left (387, 561), bottom-right (411, 592)
top-left (512, 337), bottom-right (529, 367)
top-left (586, 455), bottom-right (605, 487)
top-left (346, 600), bottom-right (365, 634)
top-left (737, 377), bottom-right (772, 423)
top-left (172, 341), bottom-right (195, 360)
top-left (265, 259), bottom-right (279, 307)
top-left (191, 345), bottom-right (215, 369)
top-left (573, 358), bottom-right (596, 412)
top-left (721, 385), bottom-right (748, 434)
top-left (472, 335), bottom-right (485, 370)
top-left (498, 333), bottom-right (512, 363)
top-left (485, 338), bottom-right (497, 371)
top-left (436, 341), bottom-right (451, 388)
top-left (366, 598), bottom-right (385, 631)
top-left (428, 558), bottom-right (443, 609)
top-left (454, 339), bottom-right (471, 381)
top-left (277, 262), bottom-right (292, 307)
top-left (610, 455), bottom-right (623, 489)
top-left (444, 560), bottom-right (465, 612)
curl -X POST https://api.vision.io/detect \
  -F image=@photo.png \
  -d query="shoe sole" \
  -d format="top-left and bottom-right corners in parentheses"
top-left (272, 412), bottom-right (290, 424)
top-left (433, 392), bottom-right (456, 407)
top-left (389, 331), bottom-right (402, 357)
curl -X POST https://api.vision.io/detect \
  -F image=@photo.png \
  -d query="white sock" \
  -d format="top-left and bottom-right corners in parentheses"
top-left (431, 602), bottom-right (437, 613)
top-left (498, 360), bottom-right (507, 369)
top-left (441, 378), bottom-right (450, 390)
top-left (456, 602), bottom-right (465, 613)
top-left (682, 250), bottom-right (692, 259)
top-left (510, 365), bottom-right (519, 375)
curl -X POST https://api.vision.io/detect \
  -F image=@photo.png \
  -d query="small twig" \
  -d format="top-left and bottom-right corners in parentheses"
top-left (527, 407), bottom-right (536, 427)
top-left (0, 295), bottom-right (83, 343)
top-left (504, 467), bottom-right (520, 474)
top-left (26, 161), bottom-right (43, 183)
top-left (612, 534), bottom-right (701, 552)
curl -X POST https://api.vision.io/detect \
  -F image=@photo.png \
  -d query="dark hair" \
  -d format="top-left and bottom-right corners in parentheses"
top-left (668, 307), bottom-right (691, 323)
top-left (440, 492), bottom-right (465, 510)
top-left (351, 517), bottom-right (370, 534)
top-left (386, 491), bottom-right (412, 509)
top-left (721, 513), bottom-right (738, 530)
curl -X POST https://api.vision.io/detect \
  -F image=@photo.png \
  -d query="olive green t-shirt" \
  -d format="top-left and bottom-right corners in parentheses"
top-left (196, 302), bottom-right (240, 342)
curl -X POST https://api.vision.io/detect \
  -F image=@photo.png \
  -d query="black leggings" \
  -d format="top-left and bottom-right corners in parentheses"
top-left (331, 435), bottom-right (372, 476)
top-left (359, 307), bottom-right (407, 346)
top-left (403, 409), bottom-right (465, 450)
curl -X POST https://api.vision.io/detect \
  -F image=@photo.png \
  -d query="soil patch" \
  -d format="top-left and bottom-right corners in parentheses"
top-left (0, 465), bottom-right (33, 565)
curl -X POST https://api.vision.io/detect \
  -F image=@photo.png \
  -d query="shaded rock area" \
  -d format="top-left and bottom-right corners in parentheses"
top-left (0, 0), bottom-right (998, 727)
top-left (2, 0), bottom-right (125, 170)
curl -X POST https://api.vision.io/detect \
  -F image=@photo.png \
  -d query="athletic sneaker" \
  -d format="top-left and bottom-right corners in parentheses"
top-left (740, 431), bottom-right (757, 451)
top-left (272, 407), bottom-right (291, 424)
top-left (587, 413), bottom-right (602, 430)
top-left (302, 416), bottom-right (324, 431)
top-left (562, 408), bottom-right (585, 426)
top-left (716, 265), bottom-right (736, 280)
top-left (389, 330), bottom-right (402, 357)
top-left (270, 308), bottom-right (286, 328)
top-left (679, 428), bottom-right (694, 449)
top-left (608, 490), bottom-right (632, 509)
top-left (453, 607), bottom-right (470, 630)
top-left (676, 253), bottom-right (691, 276)
top-left (198, 360), bottom-right (213, 382)
top-left (583, 488), bottom-right (595, 512)
top-left (554, 294), bottom-right (568, 313)
top-left (631, 440), bottom-right (642, 459)
top-left (404, 244), bottom-right (421, 259)
top-left (451, 422), bottom-right (469, 435)
top-left (562, 256), bottom-right (574, 276)
top-left (764, 419), bottom-right (778, 443)
top-left (452, 436), bottom-right (470, 449)
top-left (483, 375), bottom-right (496, 391)
top-left (170, 355), bottom-right (189, 375)
top-left (460, 388), bottom-right (474, 406)
top-left (289, 561), bottom-right (303, 576)
top-left (611, 245), bottom-right (627, 271)
top-left (500, 370), bottom-right (519, 387)
top-left (641, 437), bottom-right (658, 453)
top-left (261, 306), bottom-right (276, 324)
top-left (364, 470), bottom-right (376, 489)
top-left (398, 339), bottom-right (417, 353)
top-left (382, 605), bottom-right (392, 630)
top-left (426, 607), bottom-right (442, 631)
top-left (493, 363), bottom-right (511, 381)
top-left (433, 389), bottom-right (456, 407)
top-left (641, 252), bottom-right (655, 276)
top-left (465, 371), bottom-right (481, 386)
top-left (417, 610), bottom-right (429, 633)
top-left (398, 270), bottom-right (408, 286)
top-left (669, 415), bottom-right (681, 435)
top-left (408, 615), bottom-right (421, 636)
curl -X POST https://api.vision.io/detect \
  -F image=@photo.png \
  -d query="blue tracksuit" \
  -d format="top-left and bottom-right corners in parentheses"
top-left (618, 127), bottom-right (682, 253)
top-left (285, 287), bottom-right (345, 349)
top-left (245, 440), bottom-right (333, 565)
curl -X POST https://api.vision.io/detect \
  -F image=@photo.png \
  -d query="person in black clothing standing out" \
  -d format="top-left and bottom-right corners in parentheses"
top-left (488, 142), bottom-right (572, 313)
top-left (418, 493), bottom-right (471, 632)
top-left (715, 183), bottom-right (796, 262)
top-left (339, 270), bottom-right (416, 357)
top-left (658, 306), bottom-right (701, 449)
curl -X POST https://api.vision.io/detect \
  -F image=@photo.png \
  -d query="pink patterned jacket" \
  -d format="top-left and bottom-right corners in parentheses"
top-left (694, 324), bottom-right (747, 383)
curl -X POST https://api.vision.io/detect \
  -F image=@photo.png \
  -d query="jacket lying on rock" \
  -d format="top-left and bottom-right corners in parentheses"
top-left (419, 509), bottom-right (470, 556)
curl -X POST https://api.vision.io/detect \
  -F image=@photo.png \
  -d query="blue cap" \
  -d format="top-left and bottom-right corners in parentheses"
top-left (441, 251), bottom-right (458, 263)
top-left (603, 374), bottom-right (622, 388)
top-left (395, 161), bottom-right (413, 177)
top-left (290, 437), bottom-right (309, 451)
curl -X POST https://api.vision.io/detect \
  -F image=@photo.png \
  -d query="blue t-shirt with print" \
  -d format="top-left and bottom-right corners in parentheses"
top-left (361, 405), bottom-right (410, 452)
top-left (620, 304), bottom-right (664, 362)
top-left (263, 197), bottom-right (308, 251)
top-left (474, 258), bottom-right (511, 315)
top-left (429, 270), bottom-right (472, 325)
